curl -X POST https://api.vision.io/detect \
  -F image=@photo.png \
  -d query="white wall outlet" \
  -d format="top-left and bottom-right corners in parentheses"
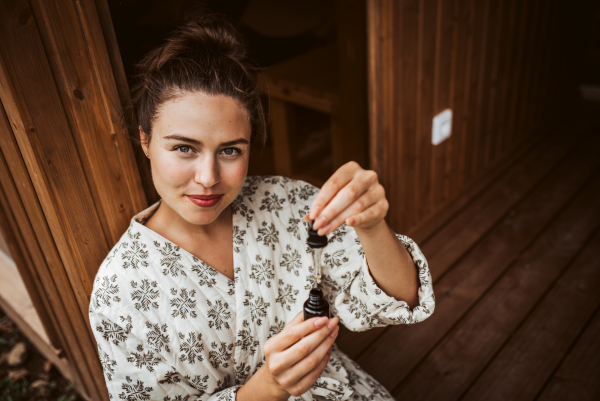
top-left (432, 109), bottom-right (452, 145)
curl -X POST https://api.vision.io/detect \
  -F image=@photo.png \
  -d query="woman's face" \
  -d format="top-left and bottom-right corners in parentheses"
top-left (142, 92), bottom-right (251, 227)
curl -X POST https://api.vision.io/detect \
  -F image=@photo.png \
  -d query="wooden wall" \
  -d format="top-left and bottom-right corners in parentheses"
top-left (0, 0), bottom-right (146, 399)
top-left (368, 0), bottom-right (585, 234)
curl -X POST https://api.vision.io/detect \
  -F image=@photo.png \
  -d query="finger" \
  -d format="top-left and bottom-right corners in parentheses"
top-left (286, 334), bottom-right (336, 396)
top-left (272, 316), bottom-right (329, 351)
top-left (273, 317), bottom-right (338, 373)
top-left (346, 199), bottom-right (389, 228)
top-left (317, 184), bottom-right (381, 236)
top-left (286, 350), bottom-right (331, 397)
top-left (313, 170), bottom-right (378, 231)
top-left (282, 317), bottom-right (338, 360)
top-left (309, 162), bottom-right (359, 224)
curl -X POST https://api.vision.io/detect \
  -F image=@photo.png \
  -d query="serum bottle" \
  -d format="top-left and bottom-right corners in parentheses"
top-left (304, 221), bottom-right (330, 320)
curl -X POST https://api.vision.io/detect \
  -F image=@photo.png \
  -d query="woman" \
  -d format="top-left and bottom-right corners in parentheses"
top-left (89, 15), bottom-right (434, 401)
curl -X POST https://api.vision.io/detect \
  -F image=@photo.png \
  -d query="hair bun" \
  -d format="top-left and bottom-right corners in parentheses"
top-left (146, 14), bottom-right (248, 72)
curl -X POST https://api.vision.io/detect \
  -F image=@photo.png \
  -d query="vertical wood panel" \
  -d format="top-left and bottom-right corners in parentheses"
top-left (368, 0), bottom-right (582, 234)
top-left (0, 0), bottom-right (147, 399)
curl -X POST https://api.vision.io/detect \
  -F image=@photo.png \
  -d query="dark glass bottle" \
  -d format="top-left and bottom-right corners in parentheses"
top-left (303, 288), bottom-right (330, 320)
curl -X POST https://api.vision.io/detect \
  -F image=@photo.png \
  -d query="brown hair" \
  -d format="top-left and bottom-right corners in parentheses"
top-left (132, 14), bottom-right (266, 146)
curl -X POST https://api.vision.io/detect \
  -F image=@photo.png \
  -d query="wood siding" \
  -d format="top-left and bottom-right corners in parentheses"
top-left (368, 0), bottom-right (583, 234)
top-left (0, 0), bottom-right (147, 399)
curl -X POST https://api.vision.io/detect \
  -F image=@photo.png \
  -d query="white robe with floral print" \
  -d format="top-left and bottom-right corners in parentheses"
top-left (89, 176), bottom-right (435, 401)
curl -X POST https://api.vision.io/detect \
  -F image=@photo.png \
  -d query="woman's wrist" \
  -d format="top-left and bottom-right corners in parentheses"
top-left (237, 365), bottom-right (290, 401)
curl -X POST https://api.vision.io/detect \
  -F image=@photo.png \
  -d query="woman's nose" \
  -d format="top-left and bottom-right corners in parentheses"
top-left (194, 156), bottom-right (220, 188)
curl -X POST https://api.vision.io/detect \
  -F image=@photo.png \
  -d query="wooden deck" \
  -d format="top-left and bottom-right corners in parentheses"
top-left (336, 106), bottom-right (600, 401)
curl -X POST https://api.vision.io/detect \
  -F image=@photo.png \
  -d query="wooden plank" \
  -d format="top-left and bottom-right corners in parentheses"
top-left (414, 0), bottom-right (436, 223)
top-left (492, 0), bottom-right (519, 160)
top-left (482, 0), bottom-right (505, 164)
top-left (461, 217), bottom-right (600, 401)
top-left (457, 0), bottom-right (481, 188)
top-left (399, 0), bottom-right (420, 231)
top-left (31, 0), bottom-right (146, 244)
top-left (512, 0), bottom-right (543, 141)
top-left (93, 0), bottom-right (158, 205)
top-left (393, 160), bottom-right (600, 401)
top-left (528, 0), bottom-right (559, 133)
top-left (334, 0), bottom-right (369, 169)
top-left (355, 129), bottom-right (600, 391)
top-left (504, 0), bottom-right (534, 151)
top-left (536, 308), bottom-right (600, 401)
top-left (431, 0), bottom-right (453, 208)
top-left (522, 1), bottom-right (552, 133)
top-left (442, 0), bottom-right (461, 202)
top-left (470, 0), bottom-right (493, 176)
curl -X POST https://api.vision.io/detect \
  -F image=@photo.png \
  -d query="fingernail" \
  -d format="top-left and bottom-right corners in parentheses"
top-left (327, 317), bottom-right (338, 330)
top-left (330, 327), bottom-right (339, 338)
top-left (314, 316), bottom-right (328, 327)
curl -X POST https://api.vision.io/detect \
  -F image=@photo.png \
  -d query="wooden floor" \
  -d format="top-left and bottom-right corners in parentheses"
top-left (336, 106), bottom-right (600, 401)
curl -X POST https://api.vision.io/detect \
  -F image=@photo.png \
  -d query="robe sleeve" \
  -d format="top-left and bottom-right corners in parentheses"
top-left (290, 179), bottom-right (435, 332)
top-left (89, 291), bottom-right (241, 400)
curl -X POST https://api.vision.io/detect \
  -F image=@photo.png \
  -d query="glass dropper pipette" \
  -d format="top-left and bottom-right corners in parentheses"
top-left (307, 221), bottom-right (328, 286)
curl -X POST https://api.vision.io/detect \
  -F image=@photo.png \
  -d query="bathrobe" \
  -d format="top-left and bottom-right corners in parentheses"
top-left (89, 176), bottom-right (435, 401)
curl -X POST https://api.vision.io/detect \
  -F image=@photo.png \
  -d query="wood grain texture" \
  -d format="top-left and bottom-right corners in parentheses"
top-left (0, 0), bottom-right (147, 399)
top-left (461, 216), bottom-right (600, 401)
top-left (356, 128), bottom-right (600, 391)
top-left (536, 308), bottom-right (600, 401)
top-left (367, 0), bottom-right (576, 234)
top-left (394, 156), bottom-right (600, 401)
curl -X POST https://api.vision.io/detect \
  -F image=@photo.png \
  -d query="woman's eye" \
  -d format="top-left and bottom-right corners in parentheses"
top-left (175, 145), bottom-right (193, 154)
top-left (221, 147), bottom-right (240, 157)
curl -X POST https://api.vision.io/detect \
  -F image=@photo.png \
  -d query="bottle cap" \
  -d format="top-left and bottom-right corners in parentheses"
top-left (307, 221), bottom-right (328, 248)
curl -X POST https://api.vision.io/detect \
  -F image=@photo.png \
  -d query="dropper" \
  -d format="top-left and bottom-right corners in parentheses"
top-left (307, 221), bottom-right (328, 285)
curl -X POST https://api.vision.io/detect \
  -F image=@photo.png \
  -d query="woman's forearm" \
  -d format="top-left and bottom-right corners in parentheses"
top-left (236, 365), bottom-right (290, 401)
top-left (355, 220), bottom-right (419, 308)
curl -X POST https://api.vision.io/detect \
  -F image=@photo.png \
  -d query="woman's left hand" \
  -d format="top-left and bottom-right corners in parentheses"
top-left (307, 161), bottom-right (389, 236)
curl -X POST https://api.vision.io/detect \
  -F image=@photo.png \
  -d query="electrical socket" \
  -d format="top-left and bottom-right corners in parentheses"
top-left (432, 109), bottom-right (452, 145)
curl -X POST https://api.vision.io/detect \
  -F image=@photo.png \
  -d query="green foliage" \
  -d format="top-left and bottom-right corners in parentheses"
top-left (0, 377), bottom-right (30, 401)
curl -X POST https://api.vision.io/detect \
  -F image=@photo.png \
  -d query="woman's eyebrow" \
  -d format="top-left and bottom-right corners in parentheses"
top-left (163, 134), bottom-right (201, 145)
top-left (220, 138), bottom-right (250, 147)
top-left (162, 135), bottom-right (249, 147)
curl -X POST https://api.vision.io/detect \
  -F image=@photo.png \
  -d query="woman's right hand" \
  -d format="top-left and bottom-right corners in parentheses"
top-left (263, 312), bottom-right (340, 398)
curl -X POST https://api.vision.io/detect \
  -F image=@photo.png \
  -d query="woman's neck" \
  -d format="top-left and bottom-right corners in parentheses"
top-left (145, 200), bottom-right (232, 244)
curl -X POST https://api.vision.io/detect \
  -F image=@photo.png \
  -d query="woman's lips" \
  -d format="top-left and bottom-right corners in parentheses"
top-left (187, 194), bottom-right (223, 208)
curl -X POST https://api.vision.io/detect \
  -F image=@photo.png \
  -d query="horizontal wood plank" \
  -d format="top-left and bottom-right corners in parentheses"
top-left (536, 308), bottom-right (600, 401)
top-left (461, 217), bottom-right (600, 401)
top-left (394, 161), bottom-right (600, 400)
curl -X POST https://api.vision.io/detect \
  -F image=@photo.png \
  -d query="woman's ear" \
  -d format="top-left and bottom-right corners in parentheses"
top-left (139, 126), bottom-right (150, 158)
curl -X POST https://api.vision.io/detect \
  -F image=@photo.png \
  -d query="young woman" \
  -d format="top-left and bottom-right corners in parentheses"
top-left (89, 15), bottom-right (434, 401)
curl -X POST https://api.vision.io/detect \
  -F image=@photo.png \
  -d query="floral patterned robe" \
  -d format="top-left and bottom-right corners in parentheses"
top-left (89, 176), bottom-right (435, 401)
